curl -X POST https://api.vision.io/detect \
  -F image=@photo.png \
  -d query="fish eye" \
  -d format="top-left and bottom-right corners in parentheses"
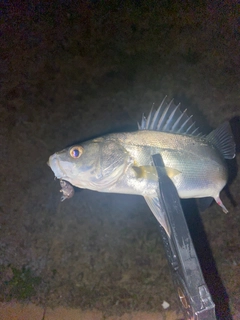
top-left (69, 146), bottom-right (83, 159)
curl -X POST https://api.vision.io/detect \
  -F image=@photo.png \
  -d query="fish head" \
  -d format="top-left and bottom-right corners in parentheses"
top-left (48, 136), bottom-right (131, 191)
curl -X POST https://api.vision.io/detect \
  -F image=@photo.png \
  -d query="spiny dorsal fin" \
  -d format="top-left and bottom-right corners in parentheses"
top-left (138, 97), bottom-right (202, 136)
top-left (206, 122), bottom-right (236, 159)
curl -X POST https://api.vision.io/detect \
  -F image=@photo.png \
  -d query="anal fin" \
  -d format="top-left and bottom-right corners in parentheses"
top-left (197, 195), bottom-right (228, 213)
top-left (214, 195), bottom-right (228, 213)
top-left (196, 197), bottom-right (213, 212)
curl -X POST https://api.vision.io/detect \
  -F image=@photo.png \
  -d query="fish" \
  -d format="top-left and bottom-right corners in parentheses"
top-left (48, 97), bottom-right (236, 236)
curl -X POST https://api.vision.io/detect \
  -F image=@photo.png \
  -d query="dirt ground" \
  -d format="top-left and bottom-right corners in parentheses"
top-left (0, 1), bottom-right (240, 319)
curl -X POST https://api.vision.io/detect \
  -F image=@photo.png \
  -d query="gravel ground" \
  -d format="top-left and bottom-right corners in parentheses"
top-left (0, 1), bottom-right (240, 319)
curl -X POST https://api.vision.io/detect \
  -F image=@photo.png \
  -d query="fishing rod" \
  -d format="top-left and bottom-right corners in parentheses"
top-left (152, 154), bottom-right (216, 320)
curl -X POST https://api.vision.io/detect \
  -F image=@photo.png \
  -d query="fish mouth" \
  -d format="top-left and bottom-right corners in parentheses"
top-left (48, 154), bottom-right (68, 180)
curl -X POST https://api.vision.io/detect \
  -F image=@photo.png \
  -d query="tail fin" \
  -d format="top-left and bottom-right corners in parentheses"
top-left (206, 122), bottom-right (236, 159)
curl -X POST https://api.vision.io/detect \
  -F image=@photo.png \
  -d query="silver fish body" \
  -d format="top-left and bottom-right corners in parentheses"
top-left (48, 99), bottom-right (236, 236)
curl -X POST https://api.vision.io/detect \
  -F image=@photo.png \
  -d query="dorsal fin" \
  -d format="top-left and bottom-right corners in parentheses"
top-left (138, 97), bottom-right (202, 136)
top-left (206, 122), bottom-right (236, 159)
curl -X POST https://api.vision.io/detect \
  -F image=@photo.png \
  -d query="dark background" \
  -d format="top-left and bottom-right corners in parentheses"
top-left (0, 1), bottom-right (240, 319)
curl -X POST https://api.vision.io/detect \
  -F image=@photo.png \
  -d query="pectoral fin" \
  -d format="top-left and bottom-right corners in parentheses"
top-left (144, 194), bottom-right (171, 237)
top-left (165, 167), bottom-right (181, 178)
top-left (133, 165), bottom-right (180, 180)
top-left (132, 165), bottom-right (157, 180)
